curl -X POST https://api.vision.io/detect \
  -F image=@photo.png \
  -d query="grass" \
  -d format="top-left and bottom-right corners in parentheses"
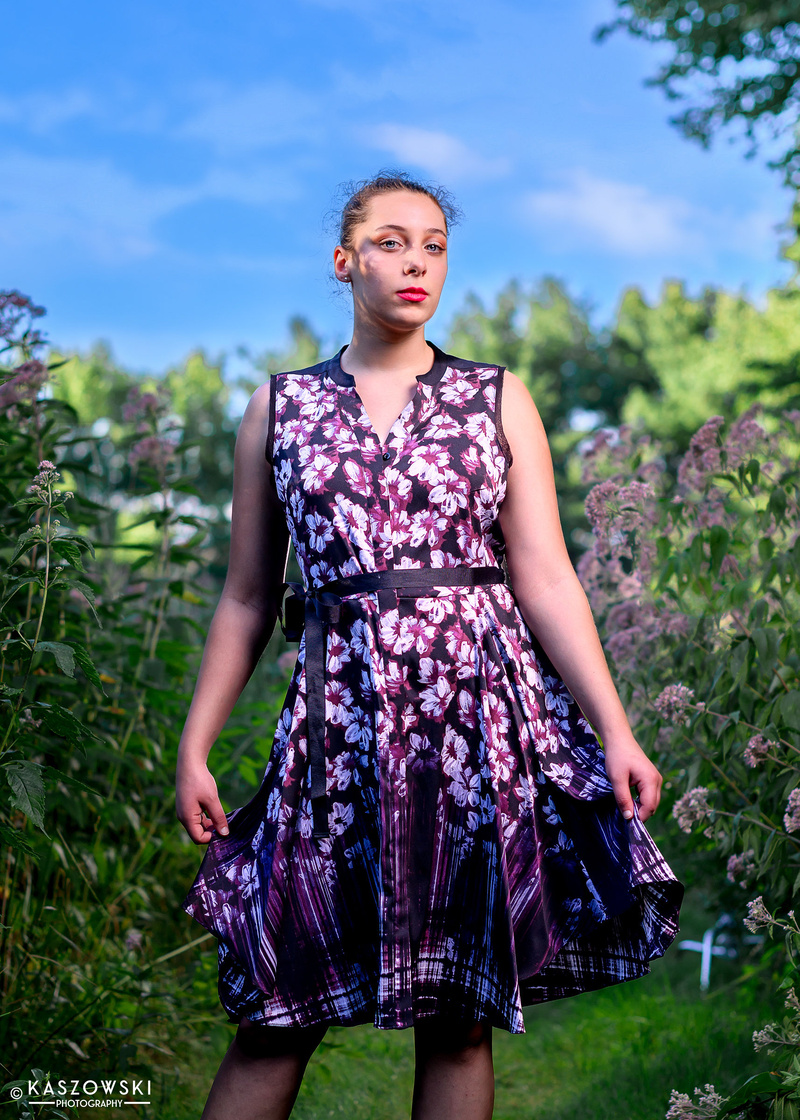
top-left (156, 890), bottom-right (782, 1120)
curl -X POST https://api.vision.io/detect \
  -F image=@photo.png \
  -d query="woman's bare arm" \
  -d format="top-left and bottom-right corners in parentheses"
top-left (175, 380), bottom-right (291, 844)
top-left (498, 371), bottom-right (661, 822)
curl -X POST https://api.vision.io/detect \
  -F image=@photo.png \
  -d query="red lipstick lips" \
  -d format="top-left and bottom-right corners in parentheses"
top-left (397, 287), bottom-right (428, 302)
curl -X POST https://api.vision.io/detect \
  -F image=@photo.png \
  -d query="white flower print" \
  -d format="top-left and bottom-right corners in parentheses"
top-left (407, 732), bottom-right (438, 773)
top-left (409, 508), bottom-right (449, 549)
top-left (429, 471), bottom-right (470, 517)
top-left (325, 631), bottom-right (352, 674)
top-left (442, 725), bottom-right (469, 777)
top-left (329, 801), bottom-right (355, 837)
top-left (400, 702), bottom-right (419, 733)
top-left (349, 619), bottom-right (372, 662)
top-left (342, 459), bottom-right (373, 497)
top-left (326, 680), bottom-right (354, 725)
top-left (385, 658), bottom-right (410, 695)
top-left (344, 706), bottom-right (372, 749)
top-left (298, 445), bottom-right (338, 493)
top-left (449, 766), bottom-right (482, 808)
top-left (418, 657), bottom-right (455, 719)
top-left (416, 594), bottom-right (453, 625)
top-left (408, 444), bottom-right (449, 485)
top-left (379, 610), bottom-right (414, 655)
top-left (332, 750), bottom-right (361, 791)
top-left (457, 688), bottom-right (478, 729)
top-left (381, 467), bottom-right (414, 505)
top-left (332, 494), bottom-right (372, 558)
top-left (266, 786), bottom-right (281, 822)
top-left (543, 762), bottom-right (574, 788)
top-left (441, 377), bottom-right (479, 406)
top-left (467, 794), bottom-right (497, 832)
top-left (306, 511), bottom-right (334, 553)
top-left (400, 615), bottom-right (437, 655)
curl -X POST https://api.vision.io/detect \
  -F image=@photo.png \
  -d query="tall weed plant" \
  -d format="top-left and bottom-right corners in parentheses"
top-left (579, 407), bottom-right (800, 1118)
top-left (0, 293), bottom-right (287, 1116)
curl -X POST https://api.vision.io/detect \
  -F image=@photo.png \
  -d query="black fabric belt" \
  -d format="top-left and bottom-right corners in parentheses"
top-left (278, 565), bottom-right (507, 837)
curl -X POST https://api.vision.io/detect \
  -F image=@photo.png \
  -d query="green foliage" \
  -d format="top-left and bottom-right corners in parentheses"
top-left (594, 1), bottom-right (800, 188)
top-left (0, 292), bottom-right (291, 1092)
top-left (578, 406), bottom-right (800, 1117)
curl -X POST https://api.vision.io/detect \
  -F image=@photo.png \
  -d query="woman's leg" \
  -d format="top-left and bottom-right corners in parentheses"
top-left (200, 1016), bottom-right (328, 1120)
top-left (411, 1018), bottom-right (494, 1120)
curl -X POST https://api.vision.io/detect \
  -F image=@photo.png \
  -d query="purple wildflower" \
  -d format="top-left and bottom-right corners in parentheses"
top-left (584, 479), bottom-right (619, 539)
top-left (743, 734), bottom-right (772, 767)
top-left (666, 1084), bottom-right (726, 1120)
top-left (672, 787), bottom-right (711, 833)
top-left (784, 788), bottom-right (800, 834)
top-left (654, 684), bottom-right (696, 725)
top-left (128, 434), bottom-right (177, 473)
top-left (726, 849), bottom-right (756, 887)
top-left (124, 928), bottom-right (143, 951)
top-left (0, 358), bottom-right (49, 411)
top-left (743, 896), bottom-right (772, 933)
top-left (123, 385), bottom-right (168, 424)
top-left (677, 416), bottom-right (725, 491)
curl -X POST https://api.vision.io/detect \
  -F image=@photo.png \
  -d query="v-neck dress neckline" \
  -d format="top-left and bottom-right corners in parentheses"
top-left (324, 336), bottom-right (448, 450)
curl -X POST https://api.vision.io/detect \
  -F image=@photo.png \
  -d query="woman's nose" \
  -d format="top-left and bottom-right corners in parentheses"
top-left (404, 250), bottom-right (426, 275)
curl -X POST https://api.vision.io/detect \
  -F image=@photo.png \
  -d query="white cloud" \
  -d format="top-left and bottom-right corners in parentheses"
top-left (363, 124), bottom-right (511, 182)
top-left (0, 89), bottom-right (97, 133)
top-left (0, 150), bottom-right (300, 264)
top-left (522, 169), bottom-right (697, 255)
top-left (177, 81), bottom-right (324, 155)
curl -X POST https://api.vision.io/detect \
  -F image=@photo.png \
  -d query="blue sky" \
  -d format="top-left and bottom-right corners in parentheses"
top-left (1, 0), bottom-right (794, 373)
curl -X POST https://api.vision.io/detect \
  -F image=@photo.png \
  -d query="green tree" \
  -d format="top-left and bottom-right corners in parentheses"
top-left (595, 1), bottom-right (800, 187)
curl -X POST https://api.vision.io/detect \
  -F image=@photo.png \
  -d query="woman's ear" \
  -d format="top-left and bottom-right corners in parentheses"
top-left (333, 245), bottom-right (351, 284)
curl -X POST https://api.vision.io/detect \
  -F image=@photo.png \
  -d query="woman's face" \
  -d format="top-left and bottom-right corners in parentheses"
top-left (334, 190), bottom-right (448, 335)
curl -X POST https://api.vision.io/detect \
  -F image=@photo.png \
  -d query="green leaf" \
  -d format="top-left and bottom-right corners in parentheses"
top-left (43, 764), bottom-right (103, 799)
top-left (61, 578), bottom-right (101, 624)
top-left (759, 536), bottom-right (776, 562)
top-left (769, 487), bottom-right (789, 522)
top-left (4, 759), bottom-right (47, 833)
top-left (38, 703), bottom-right (99, 749)
top-left (10, 534), bottom-right (41, 566)
top-left (50, 539), bottom-right (84, 570)
top-left (719, 1071), bottom-right (783, 1113)
top-left (55, 531), bottom-right (96, 558)
top-left (0, 574), bottom-right (42, 614)
top-left (66, 642), bottom-right (105, 690)
top-left (35, 640), bottom-right (76, 677)
top-left (780, 691), bottom-right (800, 733)
top-left (0, 821), bottom-right (35, 856)
top-left (708, 525), bottom-right (730, 573)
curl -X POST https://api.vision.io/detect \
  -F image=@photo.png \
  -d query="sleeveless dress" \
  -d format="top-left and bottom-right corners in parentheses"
top-left (180, 342), bottom-right (684, 1035)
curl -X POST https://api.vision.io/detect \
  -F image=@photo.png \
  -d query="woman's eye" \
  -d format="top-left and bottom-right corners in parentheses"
top-left (426, 243), bottom-right (446, 253)
top-left (381, 239), bottom-right (399, 249)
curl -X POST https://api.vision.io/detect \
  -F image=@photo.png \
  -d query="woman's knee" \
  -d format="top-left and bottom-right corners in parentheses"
top-left (414, 1017), bottom-right (491, 1058)
top-left (234, 1016), bottom-right (327, 1062)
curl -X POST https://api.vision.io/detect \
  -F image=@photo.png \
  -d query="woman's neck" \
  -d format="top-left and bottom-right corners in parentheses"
top-left (340, 324), bottom-right (434, 379)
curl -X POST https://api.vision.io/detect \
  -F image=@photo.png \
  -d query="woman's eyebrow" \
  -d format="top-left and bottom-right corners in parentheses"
top-left (374, 224), bottom-right (447, 237)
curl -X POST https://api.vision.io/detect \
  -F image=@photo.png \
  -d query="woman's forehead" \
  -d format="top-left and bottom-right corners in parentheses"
top-left (361, 190), bottom-right (447, 231)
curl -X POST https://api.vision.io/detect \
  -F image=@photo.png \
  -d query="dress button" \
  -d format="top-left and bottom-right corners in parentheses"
top-left (382, 451), bottom-right (391, 462)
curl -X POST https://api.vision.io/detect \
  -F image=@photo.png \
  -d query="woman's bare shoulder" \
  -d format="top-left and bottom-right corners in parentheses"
top-left (501, 369), bottom-right (549, 453)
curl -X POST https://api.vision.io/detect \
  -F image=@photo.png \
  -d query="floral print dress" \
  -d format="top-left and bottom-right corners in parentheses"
top-left (181, 342), bottom-right (684, 1035)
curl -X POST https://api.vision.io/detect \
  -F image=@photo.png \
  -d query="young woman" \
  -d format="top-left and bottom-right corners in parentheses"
top-left (176, 172), bottom-right (684, 1120)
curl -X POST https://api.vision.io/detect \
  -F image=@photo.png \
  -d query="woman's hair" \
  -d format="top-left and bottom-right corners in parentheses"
top-left (335, 169), bottom-right (461, 250)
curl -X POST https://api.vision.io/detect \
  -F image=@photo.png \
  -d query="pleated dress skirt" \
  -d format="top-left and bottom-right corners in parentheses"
top-left (181, 343), bottom-right (684, 1035)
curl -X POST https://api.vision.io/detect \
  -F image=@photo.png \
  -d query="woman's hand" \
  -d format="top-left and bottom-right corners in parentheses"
top-left (176, 760), bottom-right (230, 845)
top-left (602, 735), bottom-right (662, 823)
